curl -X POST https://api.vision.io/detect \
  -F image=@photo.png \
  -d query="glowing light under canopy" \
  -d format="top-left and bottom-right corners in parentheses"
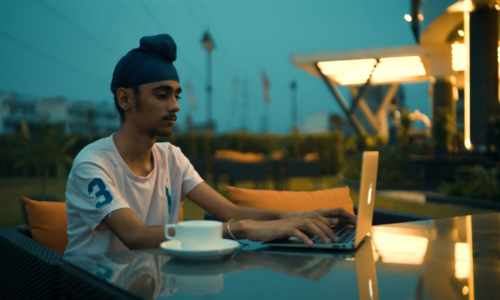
top-left (318, 56), bottom-right (426, 86)
top-left (452, 43), bottom-right (500, 72)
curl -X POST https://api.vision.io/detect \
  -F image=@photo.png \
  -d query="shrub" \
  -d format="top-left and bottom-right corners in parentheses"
top-left (439, 165), bottom-right (500, 201)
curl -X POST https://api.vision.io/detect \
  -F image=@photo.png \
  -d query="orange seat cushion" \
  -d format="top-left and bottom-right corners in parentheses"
top-left (304, 152), bottom-right (320, 162)
top-left (22, 197), bottom-right (69, 255)
top-left (215, 150), bottom-right (264, 163)
top-left (226, 186), bottom-right (354, 215)
top-left (179, 201), bottom-right (184, 222)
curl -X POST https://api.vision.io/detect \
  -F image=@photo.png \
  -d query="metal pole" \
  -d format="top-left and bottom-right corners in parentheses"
top-left (291, 81), bottom-right (297, 130)
top-left (207, 50), bottom-right (212, 130)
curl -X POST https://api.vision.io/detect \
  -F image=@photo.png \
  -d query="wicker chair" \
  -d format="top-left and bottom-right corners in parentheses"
top-left (0, 226), bottom-right (139, 300)
top-left (0, 226), bottom-right (62, 300)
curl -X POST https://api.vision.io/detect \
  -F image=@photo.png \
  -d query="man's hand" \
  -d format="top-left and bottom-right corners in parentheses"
top-left (230, 217), bottom-right (341, 246)
top-left (286, 208), bottom-right (357, 227)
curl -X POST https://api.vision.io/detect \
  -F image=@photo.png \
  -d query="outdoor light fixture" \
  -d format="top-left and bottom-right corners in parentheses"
top-left (458, 29), bottom-right (464, 37)
top-left (201, 31), bottom-right (215, 129)
top-left (464, 0), bottom-right (472, 150)
top-left (496, 4), bottom-right (500, 11)
top-left (418, 14), bottom-right (424, 21)
top-left (317, 56), bottom-right (426, 86)
top-left (452, 43), bottom-right (467, 71)
top-left (452, 43), bottom-right (500, 71)
top-left (404, 14), bottom-right (412, 22)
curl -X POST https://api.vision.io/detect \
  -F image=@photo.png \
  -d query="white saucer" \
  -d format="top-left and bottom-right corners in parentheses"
top-left (160, 239), bottom-right (239, 261)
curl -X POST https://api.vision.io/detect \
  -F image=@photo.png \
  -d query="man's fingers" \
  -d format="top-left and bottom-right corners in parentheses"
top-left (305, 212), bottom-right (331, 227)
top-left (327, 208), bottom-right (357, 225)
top-left (287, 228), bottom-right (313, 246)
top-left (313, 219), bottom-right (338, 243)
top-left (300, 220), bottom-right (337, 244)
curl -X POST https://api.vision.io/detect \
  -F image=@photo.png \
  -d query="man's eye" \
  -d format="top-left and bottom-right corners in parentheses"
top-left (176, 96), bottom-right (182, 100)
top-left (157, 94), bottom-right (167, 98)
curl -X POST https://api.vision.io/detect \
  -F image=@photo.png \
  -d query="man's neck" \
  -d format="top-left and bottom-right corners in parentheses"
top-left (113, 126), bottom-right (156, 177)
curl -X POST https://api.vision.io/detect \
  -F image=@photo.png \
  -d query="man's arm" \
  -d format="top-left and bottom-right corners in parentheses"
top-left (186, 182), bottom-right (357, 245)
top-left (103, 208), bottom-right (166, 250)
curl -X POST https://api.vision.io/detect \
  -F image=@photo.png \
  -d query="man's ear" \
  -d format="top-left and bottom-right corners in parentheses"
top-left (116, 87), bottom-right (133, 112)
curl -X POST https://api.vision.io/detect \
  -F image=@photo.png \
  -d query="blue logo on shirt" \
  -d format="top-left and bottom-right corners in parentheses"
top-left (95, 262), bottom-right (113, 280)
top-left (88, 178), bottom-right (113, 209)
top-left (166, 187), bottom-right (172, 215)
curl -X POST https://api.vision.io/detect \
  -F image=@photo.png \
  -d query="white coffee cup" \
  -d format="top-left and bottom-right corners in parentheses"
top-left (165, 221), bottom-right (222, 250)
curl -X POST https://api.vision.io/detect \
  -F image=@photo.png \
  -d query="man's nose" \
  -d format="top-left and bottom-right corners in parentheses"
top-left (168, 98), bottom-right (180, 112)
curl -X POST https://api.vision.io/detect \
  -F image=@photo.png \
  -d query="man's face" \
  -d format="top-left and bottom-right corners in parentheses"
top-left (127, 80), bottom-right (181, 137)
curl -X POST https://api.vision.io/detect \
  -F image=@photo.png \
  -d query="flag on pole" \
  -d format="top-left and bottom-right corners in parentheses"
top-left (186, 80), bottom-right (196, 109)
top-left (262, 72), bottom-right (270, 103)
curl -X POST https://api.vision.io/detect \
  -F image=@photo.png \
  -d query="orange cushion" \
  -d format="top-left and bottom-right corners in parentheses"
top-left (22, 197), bottom-right (68, 255)
top-left (304, 152), bottom-right (319, 162)
top-left (214, 150), bottom-right (264, 163)
top-left (226, 186), bottom-right (354, 215)
top-left (179, 201), bottom-right (184, 222)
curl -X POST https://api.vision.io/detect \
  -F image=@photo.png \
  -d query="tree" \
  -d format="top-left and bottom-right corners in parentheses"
top-left (14, 122), bottom-right (78, 197)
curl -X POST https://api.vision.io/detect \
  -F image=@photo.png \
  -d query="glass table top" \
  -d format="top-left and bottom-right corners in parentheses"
top-left (64, 213), bottom-right (500, 300)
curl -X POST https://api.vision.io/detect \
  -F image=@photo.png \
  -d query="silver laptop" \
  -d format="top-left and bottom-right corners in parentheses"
top-left (264, 151), bottom-right (379, 250)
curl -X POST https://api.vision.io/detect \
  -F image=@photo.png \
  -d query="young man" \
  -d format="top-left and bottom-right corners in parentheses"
top-left (64, 34), bottom-right (356, 256)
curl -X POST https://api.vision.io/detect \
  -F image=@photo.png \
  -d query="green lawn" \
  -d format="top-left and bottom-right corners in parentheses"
top-left (0, 175), bottom-right (493, 228)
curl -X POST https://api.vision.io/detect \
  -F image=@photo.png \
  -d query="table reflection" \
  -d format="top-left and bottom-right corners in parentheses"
top-left (63, 213), bottom-right (500, 300)
top-left (370, 215), bottom-right (481, 300)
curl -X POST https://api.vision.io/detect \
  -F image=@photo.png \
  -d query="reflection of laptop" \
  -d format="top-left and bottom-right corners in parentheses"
top-left (355, 237), bottom-right (379, 300)
top-left (265, 151), bottom-right (379, 250)
top-left (262, 236), bottom-right (379, 300)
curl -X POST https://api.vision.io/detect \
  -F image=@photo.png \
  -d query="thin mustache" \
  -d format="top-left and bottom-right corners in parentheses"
top-left (162, 115), bottom-right (177, 121)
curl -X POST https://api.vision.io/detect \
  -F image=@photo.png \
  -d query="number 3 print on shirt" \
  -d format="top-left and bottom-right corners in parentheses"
top-left (166, 187), bottom-right (172, 215)
top-left (88, 178), bottom-right (113, 209)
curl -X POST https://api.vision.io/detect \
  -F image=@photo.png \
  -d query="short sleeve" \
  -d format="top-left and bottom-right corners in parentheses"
top-left (66, 162), bottom-right (130, 231)
top-left (174, 149), bottom-right (204, 199)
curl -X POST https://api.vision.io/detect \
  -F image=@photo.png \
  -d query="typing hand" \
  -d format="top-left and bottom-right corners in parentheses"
top-left (230, 218), bottom-right (339, 246)
top-left (287, 208), bottom-right (357, 227)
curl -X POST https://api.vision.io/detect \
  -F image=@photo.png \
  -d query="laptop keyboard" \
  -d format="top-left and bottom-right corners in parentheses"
top-left (311, 226), bottom-right (355, 244)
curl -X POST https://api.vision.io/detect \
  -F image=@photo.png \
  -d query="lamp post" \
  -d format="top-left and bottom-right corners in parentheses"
top-left (201, 31), bottom-right (215, 130)
top-left (290, 80), bottom-right (297, 130)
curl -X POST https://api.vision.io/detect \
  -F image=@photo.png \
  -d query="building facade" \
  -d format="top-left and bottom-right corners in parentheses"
top-left (0, 92), bottom-right (120, 135)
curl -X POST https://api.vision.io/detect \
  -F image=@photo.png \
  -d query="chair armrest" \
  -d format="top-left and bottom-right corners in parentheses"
top-left (11, 224), bottom-right (32, 238)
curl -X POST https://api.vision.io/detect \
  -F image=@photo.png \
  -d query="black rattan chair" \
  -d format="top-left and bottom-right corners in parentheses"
top-left (0, 226), bottom-right (140, 300)
top-left (283, 158), bottom-right (322, 190)
top-left (227, 161), bottom-right (268, 188)
top-left (0, 227), bottom-right (62, 299)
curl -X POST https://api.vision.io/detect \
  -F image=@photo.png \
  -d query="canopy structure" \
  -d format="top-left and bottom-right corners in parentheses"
top-left (293, 0), bottom-right (500, 153)
top-left (292, 45), bottom-right (452, 135)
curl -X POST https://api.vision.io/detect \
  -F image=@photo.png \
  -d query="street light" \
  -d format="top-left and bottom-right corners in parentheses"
top-left (290, 80), bottom-right (297, 130)
top-left (201, 31), bottom-right (215, 130)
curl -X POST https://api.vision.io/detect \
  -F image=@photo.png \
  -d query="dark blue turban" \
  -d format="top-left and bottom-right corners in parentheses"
top-left (111, 34), bottom-right (179, 94)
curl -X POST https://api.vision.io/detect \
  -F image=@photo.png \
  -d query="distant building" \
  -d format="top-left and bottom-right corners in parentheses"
top-left (299, 112), bottom-right (331, 133)
top-left (66, 101), bottom-right (120, 136)
top-left (0, 93), bottom-right (40, 134)
top-left (0, 92), bottom-right (120, 135)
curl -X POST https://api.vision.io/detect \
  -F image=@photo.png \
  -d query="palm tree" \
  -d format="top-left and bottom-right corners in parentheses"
top-left (14, 121), bottom-right (78, 198)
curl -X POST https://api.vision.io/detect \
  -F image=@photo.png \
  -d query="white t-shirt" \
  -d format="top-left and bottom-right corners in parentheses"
top-left (64, 135), bottom-right (203, 256)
